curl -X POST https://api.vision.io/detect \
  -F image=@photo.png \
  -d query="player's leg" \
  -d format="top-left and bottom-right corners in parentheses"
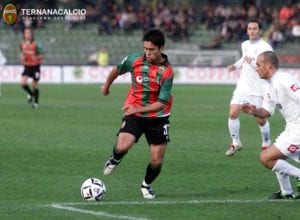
top-left (103, 115), bottom-right (142, 175)
top-left (267, 172), bottom-right (294, 199)
top-left (141, 143), bottom-right (167, 199)
top-left (31, 80), bottom-right (39, 108)
top-left (264, 149), bottom-right (300, 178)
top-left (141, 118), bottom-right (170, 199)
top-left (31, 66), bottom-right (41, 108)
top-left (226, 103), bottom-right (242, 156)
top-left (253, 95), bottom-right (271, 149)
top-left (103, 132), bottom-right (135, 175)
top-left (256, 117), bottom-right (271, 150)
top-left (260, 141), bottom-right (300, 199)
top-left (20, 74), bottom-right (33, 103)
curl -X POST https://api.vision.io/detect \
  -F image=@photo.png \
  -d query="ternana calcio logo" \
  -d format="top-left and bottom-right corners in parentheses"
top-left (2, 3), bottom-right (18, 25)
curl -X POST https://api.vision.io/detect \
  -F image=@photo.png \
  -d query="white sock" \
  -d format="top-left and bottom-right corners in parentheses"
top-left (259, 120), bottom-right (271, 147)
top-left (275, 172), bottom-right (293, 195)
top-left (272, 159), bottom-right (300, 179)
top-left (142, 180), bottom-right (149, 187)
top-left (228, 118), bottom-right (240, 146)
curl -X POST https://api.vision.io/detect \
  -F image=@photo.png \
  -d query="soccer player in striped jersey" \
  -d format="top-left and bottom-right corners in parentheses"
top-left (226, 19), bottom-right (273, 156)
top-left (20, 27), bottom-right (43, 109)
top-left (101, 28), bottom-right (174, 199)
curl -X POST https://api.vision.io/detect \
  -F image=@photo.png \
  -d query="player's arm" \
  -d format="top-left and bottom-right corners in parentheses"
top-left (281, 75), bottom-right (300, 104)
top-left (244, 56), bottom-right (255, 65)
top-left (101, 66), bottom-right (118, 96)
top-left (123, 69), bottom-right (173, 116)
top-left (123, 102), bottom-right (166, 116)
top-left (241, 104), bottom-right (271, 118)
top-left (227, 57), bottom-right (242, 72)
top-left (20, 43), bottom-right (25, 62)
top-left (36, 43), bottom-right (44, 60)
top-left (0, 50), bottom-right (6, 65)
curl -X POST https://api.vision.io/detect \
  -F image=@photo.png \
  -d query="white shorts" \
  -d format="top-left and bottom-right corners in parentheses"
top-left (230, 89), bottom-right (263, 107)
top-left (274, 128), bottom-right (300, 163)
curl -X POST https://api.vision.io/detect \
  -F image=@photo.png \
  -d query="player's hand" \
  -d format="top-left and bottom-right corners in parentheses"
top-left (227, 65), bottom-right (236, 72)
top-left (20, 54), bottom-right (25, 62)
top-left (244, 56), bottom-right (253, 64)
top-left (100, 85), bottom-right (110, 96)
top-left (122, 105), bottom-right (140, 116)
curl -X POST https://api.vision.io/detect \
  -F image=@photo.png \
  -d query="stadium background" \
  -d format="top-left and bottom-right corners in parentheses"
top-left (0, 0), bottom-right (299, 67)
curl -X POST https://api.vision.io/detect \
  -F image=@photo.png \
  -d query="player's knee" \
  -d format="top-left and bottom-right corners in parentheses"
top-left (20, 81), bottom-right (26, 87)
top-left (115, 144), bottom-right (130, 154)
top-left (150, 161), bottom-right (162, 169)
top-left (229, 109), bottom-right (239, 119)
top-left (259, 152), bottom-right (273, 169)
top-left (149, 157), bottom-right (163, 168)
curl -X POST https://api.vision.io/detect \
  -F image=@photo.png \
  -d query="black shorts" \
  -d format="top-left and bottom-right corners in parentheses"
top-left (118, 115), bottom-right (170, 145)
top-left (22, 65), bottom-right (41, 81)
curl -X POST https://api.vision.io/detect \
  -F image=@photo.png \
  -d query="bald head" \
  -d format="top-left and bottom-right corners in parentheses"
top-left (256, 51), bottom-right (279, 79)
top-left (258, 51), bottom-right (279, 70)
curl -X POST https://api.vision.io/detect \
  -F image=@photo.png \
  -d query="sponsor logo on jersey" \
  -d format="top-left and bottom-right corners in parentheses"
top-left (3, 4), bottom-right (17, 25)
top-left (287, 144), bottom-right (300, 154)
top-left (276, 103), bottom-right (282, 109)
top-left (290, 84), bottom-right (300, 92)
top-left (135, 76), bottom-right (160, 84)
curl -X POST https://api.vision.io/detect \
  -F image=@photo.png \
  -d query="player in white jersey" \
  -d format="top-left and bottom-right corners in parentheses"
top-left (242, 51), bottom-right (300, 199)
top-left (226, 19), bottom-right (273, 156)
top-left (0, 49), bottom-right (7, 97)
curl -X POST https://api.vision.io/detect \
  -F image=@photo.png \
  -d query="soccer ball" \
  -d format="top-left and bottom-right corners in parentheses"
top-left (80, 178), bottom-right (106, 201)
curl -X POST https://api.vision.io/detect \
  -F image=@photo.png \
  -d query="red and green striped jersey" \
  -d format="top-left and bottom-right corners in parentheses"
top-left (117, 52), bottom-right (174, 118)
top-left (20, 40), bottom-right (43, 66)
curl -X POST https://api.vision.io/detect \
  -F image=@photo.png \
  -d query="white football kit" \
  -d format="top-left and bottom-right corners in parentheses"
top-left (0, 50), bottom-right (6, 65)
top-left (262, 70), bottom-right (300, 162)
top-left (231, 39), bottom-right (273, 106)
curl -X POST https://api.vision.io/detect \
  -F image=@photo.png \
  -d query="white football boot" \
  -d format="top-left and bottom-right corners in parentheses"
top-left (141, 184), bottom-right (155, 199)
top-left (225, 143), bottom-right (242, 156)
top-left (103, 157), bottom-right (120, 175)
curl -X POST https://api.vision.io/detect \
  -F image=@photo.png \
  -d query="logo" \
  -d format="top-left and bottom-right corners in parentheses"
top-left (135, 75), bottom-right (159, 84)
top-left (276, 103), bottom-right (282, 109)
top-left (290, 84), bottom-right (300, 92)
top-left (136, 76), bottom-right (143, 83)
top-left (157, 66), bottom-right (166, 75)
top-left (287, 145), bottom-right (300, 154)
top-left (2, 4), bottom-right (18, 25)
top-left (73, 66), bottom-right (83, 78)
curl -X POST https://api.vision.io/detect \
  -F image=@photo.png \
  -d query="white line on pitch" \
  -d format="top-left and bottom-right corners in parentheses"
top-left (51, 204), bottom-right (148, 220)
top-left (53, 198), bottom-right (296, 206)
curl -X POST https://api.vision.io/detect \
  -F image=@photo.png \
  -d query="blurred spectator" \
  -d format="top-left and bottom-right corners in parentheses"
top-left (98, 15), bottom-right (113, 35)
top-left (97, 48), bottom-right (109, 67)
top-left (199, 0), bottom-right (299, 46)
top-left (267, 21), bottom-right (284, 49)
top-left (8, 0), bottom-right (300, 47)
top-left (279, 3), bottom-right (294, 26)
top-left (200, 35), bottom-right (222, 49)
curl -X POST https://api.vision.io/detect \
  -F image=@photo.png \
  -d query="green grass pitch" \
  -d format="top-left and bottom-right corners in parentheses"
top-left (0, 84), bottom-right (298, 220)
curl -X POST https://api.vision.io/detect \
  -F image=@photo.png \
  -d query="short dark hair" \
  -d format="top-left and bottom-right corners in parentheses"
top-left (23, 27), bottom-right (34, 41)
top-left (143, 28), bottom-right (165, 48)
top-left (260, 51), bottom-right (279, 69)
top-left (247, 19), bottom-right (262, 30)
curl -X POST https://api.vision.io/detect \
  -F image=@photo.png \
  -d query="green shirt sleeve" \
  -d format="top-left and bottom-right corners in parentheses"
top-left (117, 53), bottom-right (142, 75)
top-left (36, 42), bottom-right (44, 55)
